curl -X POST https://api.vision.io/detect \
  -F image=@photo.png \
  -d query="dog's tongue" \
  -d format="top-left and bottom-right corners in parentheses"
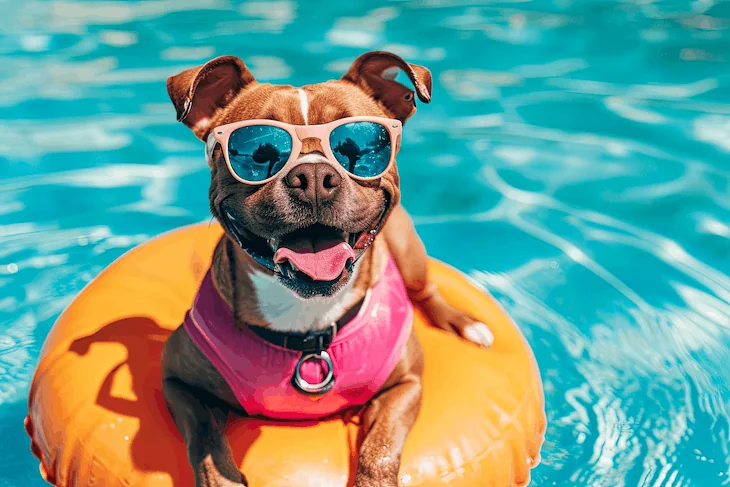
top-left (274, 236), bottom-right (355, 281)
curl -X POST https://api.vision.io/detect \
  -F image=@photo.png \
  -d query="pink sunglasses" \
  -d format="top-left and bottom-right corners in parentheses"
top-left (206, 116), bottom-right (402, 185)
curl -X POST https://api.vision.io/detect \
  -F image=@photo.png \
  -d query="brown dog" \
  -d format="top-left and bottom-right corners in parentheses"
top-left (162, 51), bottom-right (494, 487)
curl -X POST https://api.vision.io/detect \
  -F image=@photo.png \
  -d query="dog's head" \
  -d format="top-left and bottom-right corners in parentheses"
top-left (167, 51), bottom-right (432, 298)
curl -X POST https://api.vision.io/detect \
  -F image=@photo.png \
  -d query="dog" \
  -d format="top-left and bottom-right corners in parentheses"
top-left (161, 51), bottom-right (494, 487)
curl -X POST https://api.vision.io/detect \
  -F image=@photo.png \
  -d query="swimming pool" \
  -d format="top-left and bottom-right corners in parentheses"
top-left (2, 0), bottom-right (730, 485)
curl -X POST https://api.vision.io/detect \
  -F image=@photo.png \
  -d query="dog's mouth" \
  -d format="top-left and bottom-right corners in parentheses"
top-left (221, 197), bottom-right (388, 294)
top-left (273, 225), bottom-right (359, 282)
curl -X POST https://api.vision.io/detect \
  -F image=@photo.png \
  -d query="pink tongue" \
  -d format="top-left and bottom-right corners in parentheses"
top-left (274, 237), bottom-right (355, 281)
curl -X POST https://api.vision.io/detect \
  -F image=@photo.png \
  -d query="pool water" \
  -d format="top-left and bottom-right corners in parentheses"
top-left (2, 1), bottom-right (730, 486)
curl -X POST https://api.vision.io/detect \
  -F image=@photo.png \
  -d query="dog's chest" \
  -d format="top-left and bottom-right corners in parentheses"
top-left (249, 271), bottom-right (359, 332)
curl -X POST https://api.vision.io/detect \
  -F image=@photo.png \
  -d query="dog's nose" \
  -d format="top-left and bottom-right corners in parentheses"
top-left (285, 163), bottom-right (342, 205)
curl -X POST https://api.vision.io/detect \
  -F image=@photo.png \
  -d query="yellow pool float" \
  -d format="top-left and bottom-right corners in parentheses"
top-left (25, 223), bottom-right (545, 487)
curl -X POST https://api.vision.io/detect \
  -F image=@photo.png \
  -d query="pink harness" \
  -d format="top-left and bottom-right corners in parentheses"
top-left (183, 256), bottom-right (413, 420)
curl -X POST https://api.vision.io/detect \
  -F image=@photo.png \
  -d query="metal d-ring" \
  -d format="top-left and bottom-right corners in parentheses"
top-left (293, 350), bottom-right (335, 395)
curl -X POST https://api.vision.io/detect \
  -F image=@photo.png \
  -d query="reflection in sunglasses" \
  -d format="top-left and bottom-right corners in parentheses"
top-left (334, 138), bottom-right (363, 173)
top-left (228, 126), bottom-right (292, 181)
top-left (231, 143), bottom-right (284, 178)
top-left (331, 122), bottom-right (391, 177)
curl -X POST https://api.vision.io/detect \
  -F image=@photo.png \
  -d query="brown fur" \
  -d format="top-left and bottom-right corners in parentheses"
top-left (161, 51), bottom-right (492, 487)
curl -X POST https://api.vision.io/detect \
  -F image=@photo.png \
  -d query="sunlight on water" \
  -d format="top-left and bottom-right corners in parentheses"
top-left (1, 0), bottom-right (730, 485)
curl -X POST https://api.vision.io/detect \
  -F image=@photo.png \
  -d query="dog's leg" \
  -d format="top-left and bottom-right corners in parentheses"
top-left (162, 328), bottom-right (246, 487)
top-left (383, 205), bottom-right (494, 347)
top-left (354, 335), bottom-right (423, 487)
top-left (162, 378), bottom-right (245, 487)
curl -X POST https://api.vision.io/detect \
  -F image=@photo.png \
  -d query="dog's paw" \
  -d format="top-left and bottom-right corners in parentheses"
top-left (197, 475), bottom-right (247, 487)
top-left (461, 321), bottom-right (495, 348)
top-left (199, 481), bottom-right (246, 487)
top-left (354, 472), bottom-right (398, 487)
top-left (195, 456), bottom-right (248, 487)
top-left (422, 297), bottom-right (494, 348)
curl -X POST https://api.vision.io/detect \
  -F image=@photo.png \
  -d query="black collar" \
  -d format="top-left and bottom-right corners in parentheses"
top-left (246, 293), bottom-right (368, 353)
top-left (248, 322), bottom-right (339, 353)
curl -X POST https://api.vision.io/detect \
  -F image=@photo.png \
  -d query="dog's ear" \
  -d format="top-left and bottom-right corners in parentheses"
top-left (167, 56), bottom-right (256, 139)
top-left (342, 51), bottom-right (432, 122)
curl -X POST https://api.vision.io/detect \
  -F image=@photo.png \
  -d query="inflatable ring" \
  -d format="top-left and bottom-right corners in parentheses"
top-left (25, 223), bottom-right (546, 487)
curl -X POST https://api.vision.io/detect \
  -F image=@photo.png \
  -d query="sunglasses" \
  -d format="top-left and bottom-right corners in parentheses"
top-left (207, 116), bottom-right (402, 185)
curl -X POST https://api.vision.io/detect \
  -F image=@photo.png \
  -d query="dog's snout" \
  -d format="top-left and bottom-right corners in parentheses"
top-left (285, 163), bottom-right (342, 205)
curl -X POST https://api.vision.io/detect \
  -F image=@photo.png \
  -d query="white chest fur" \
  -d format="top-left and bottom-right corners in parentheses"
top-left (249, 266), bottom-right (361, 333)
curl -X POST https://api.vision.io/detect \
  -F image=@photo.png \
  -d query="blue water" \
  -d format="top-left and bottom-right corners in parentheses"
top-left (2, 1), bottom-right (730, 486)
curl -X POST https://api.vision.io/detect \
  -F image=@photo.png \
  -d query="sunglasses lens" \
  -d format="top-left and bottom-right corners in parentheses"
top-left (227, 125), bottom-right (292, 182)
top-left (330, 122), bottom-right (392, 178)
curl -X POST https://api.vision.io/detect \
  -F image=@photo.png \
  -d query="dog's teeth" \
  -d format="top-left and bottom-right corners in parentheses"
top-left (226, 212), bottom-right (236, 221)
top-left (289, 261), bottom-right (299, 273)
top-left (268, 238), bottom-right (277, 251)
top-left (274, 263), bottom-right (281, 273)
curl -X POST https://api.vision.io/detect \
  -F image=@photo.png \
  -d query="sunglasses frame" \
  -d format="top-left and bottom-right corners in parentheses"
top-left (208, 116), bottom-right (403, 185)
